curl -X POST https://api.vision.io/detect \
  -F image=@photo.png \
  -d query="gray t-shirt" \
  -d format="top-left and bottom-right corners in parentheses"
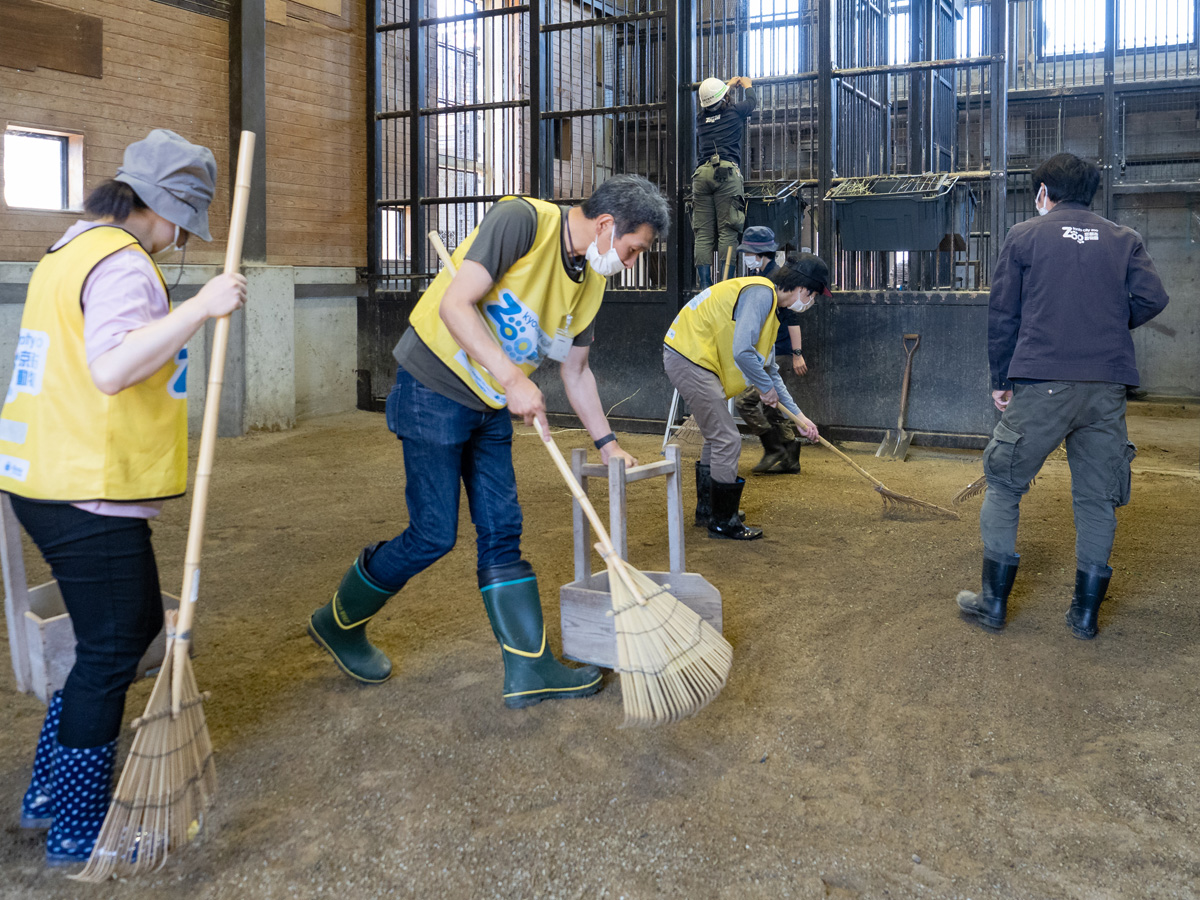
top-left (394, 198), bottom-right (595, 410)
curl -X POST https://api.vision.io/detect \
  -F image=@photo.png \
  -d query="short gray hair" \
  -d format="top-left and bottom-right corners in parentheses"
top-left (581, 175), bottom-right (670, 239)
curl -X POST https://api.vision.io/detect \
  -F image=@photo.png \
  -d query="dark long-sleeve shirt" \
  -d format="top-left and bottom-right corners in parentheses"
top-left (696, 88), bottom-right (756, 168)
top-left (988, 201), bottom-right (1169, 390)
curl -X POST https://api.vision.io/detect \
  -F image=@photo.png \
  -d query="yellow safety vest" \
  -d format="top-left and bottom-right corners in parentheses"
top-left (410, 197), bottom-right (606, 408)
top-left (0, 226), bottom-right (187, 502)
top-left (664, 276), bottom-right (780, 398)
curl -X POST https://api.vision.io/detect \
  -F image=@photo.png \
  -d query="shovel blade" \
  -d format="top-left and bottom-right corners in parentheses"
top-left (876, 427), bottom-right (913, 460)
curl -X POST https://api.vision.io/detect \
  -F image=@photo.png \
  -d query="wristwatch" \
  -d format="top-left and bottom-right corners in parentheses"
top-left (791, 349), bottom-right (804, 356)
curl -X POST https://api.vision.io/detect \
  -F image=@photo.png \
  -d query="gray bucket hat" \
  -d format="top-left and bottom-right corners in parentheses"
top-left (737, 225), bottom-right (778, 255)
top-left (114, 130), bottom-right (216, 242)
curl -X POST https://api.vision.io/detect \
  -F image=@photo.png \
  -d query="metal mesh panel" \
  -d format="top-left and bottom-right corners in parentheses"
top-left (1116, 89), bottom-right (1200, 183)
top-left (368, 0), bottom-right (1200, 297)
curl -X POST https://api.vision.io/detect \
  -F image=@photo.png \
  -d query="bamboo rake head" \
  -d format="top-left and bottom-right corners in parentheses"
top-left (73, 628), bottom-right (216, 881)
top-left (874, 484), bottom-right (960, 519)
top-left (604, 552), bottom-right (733, 727)
top-left (952, 475), bottom-right (988, 506)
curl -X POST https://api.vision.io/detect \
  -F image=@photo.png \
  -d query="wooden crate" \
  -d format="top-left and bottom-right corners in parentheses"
top-left (20, 583), bottom-right (180, 705)
top-left (556, 444), bottom-right (722, 669)
top-left (560, 570), bottom-right (721, 668)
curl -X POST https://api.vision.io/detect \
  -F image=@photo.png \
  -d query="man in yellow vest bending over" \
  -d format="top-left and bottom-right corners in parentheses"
top-left (664, 253), bottom-right (827, 540)
top-left (309, 176), bottom-right (669, 709)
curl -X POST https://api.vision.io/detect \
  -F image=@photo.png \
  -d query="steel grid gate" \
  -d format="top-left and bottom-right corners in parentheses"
top-left (363, 0), bottom-right (1200, 414)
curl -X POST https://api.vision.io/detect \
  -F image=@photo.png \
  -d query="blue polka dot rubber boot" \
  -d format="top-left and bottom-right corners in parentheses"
top-left (44, 739), bottom-right (117, 867)
top-left (20, 690), bottom-right (63, 829)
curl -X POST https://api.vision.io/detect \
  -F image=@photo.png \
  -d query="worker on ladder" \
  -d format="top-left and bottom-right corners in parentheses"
top-left (691, 75), bottom-right (756, 289)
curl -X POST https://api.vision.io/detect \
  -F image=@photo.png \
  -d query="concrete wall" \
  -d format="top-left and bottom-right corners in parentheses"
top-left (0, 263), bottom-right (361, 433)
top-left (1114, 192), bottom-right (1200, 398)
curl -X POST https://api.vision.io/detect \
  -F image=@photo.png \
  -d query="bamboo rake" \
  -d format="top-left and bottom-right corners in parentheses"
top-left (776, 407), bottom-right (959, 519)
top-left (74, 130), bottom-right (256, 882)
top-left (533, 419), bottom-right (732, 726)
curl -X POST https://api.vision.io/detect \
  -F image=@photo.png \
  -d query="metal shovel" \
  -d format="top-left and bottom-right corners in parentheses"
top-left (876, 333), bottom-right (921, 460)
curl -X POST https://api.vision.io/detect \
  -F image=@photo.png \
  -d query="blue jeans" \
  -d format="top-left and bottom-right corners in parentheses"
top-left (366, 365), bottom-right (524, 589)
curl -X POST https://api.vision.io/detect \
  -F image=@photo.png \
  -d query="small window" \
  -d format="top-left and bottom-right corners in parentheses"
top-left (3, 126), bottom-right (84, 212)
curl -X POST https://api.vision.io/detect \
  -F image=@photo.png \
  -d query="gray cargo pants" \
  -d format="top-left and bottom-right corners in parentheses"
top-left (664, 347), bottom-right (742, 483)
top-left (691, 159), bottom-right (745, 276)
top-left (980, 380), bottom-right (1136, 568)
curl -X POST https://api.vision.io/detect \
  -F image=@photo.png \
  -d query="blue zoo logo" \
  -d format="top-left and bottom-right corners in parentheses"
top-left (484, 290), bottom-right (543, 365)
top-left (168, 347), bottom-right (187, 399)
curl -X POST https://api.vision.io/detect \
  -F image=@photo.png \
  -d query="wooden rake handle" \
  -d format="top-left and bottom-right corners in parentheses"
top-left (171, 130), bottom-right (255, 714)
top-left (426, 231), bottom-right (643, 602)
top-left (776, 405), bottom-right (888, 491)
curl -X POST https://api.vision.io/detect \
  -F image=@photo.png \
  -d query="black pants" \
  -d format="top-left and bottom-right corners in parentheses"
top-left (9, 495), bottom-right (163, 748)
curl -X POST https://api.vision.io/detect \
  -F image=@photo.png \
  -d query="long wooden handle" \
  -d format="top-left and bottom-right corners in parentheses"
top-left (428, 231), bottom-right (453, 273)
top-left (897, 333), bottom-right (920, 428)
top-left (776, 405), bottom-right (888, 490)
top-left (172, 130), bottom-right (255, 714)
top-left (722, 245), bottom-right (734, 280)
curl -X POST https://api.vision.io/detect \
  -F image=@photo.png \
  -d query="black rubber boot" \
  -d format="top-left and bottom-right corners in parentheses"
top-left (708, 478), bottom-right (763, 541)
top-left (480, 561), bottom-right (603, 709)
top-left (956, 550), bottom-right (1020, 631)
top-left (776, 435), bottom-right (802, 474)
top-left (751, 426), bottom-right (788, 475)
top-left (1066, 563), bottom-right (1112, 640)
top-left (694, 461), bottom-right (713, 527)
top-left (696, 265), bottom-right (713, 289)
top-left (308, 543), bottom-right (397, 683)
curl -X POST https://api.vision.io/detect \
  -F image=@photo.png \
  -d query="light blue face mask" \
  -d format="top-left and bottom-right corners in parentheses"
top-left (1035, 185), bottom-right (1049, 216)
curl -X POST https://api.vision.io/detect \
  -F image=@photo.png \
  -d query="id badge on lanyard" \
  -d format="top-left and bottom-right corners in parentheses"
top-left (546, 315), bottom-right (573, 362)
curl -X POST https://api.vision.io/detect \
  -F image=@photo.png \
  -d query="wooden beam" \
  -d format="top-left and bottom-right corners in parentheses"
top-left (0, 0), bottom-right (102, 79)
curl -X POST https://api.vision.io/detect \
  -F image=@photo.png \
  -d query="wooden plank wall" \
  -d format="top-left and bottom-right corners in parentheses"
top-left (266, 0), bottom-right (367, 266)
top-left (0, 0), bottom-right (367, 268)
top-left (0, 0), bottom-right (230, 265)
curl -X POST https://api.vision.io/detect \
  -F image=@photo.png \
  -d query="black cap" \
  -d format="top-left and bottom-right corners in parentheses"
top-left (793, 253), bottom-right (832, 296)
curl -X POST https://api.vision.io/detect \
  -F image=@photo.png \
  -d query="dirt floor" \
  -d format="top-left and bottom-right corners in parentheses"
top-left (2, 405), bottom-right (1198, 899)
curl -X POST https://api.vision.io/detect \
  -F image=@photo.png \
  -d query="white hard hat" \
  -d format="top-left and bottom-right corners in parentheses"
top-left (698, 77), bottom-right (728, 108)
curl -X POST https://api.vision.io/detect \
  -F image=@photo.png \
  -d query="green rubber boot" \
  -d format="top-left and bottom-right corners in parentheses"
top-left (308, 544), bottom-right (397, 683)
top-left (479, 561), bottom-right (603, 709)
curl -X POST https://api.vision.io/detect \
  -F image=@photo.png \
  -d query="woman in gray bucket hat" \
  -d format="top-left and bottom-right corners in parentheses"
top-left (0, 129), bottom-right (245, 867)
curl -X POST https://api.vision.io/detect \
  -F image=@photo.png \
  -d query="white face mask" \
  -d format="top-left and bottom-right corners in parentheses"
top-left (154, 224), bottom-right (183, 257)
top-left (1035, 185), bottom-right (1049, 216)
top-left (789, 290), bottom-right (815, 313)
top-left (586, 225), bottom-right (624, 277)
top-left (743, 254), bottom-right (760, 271)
